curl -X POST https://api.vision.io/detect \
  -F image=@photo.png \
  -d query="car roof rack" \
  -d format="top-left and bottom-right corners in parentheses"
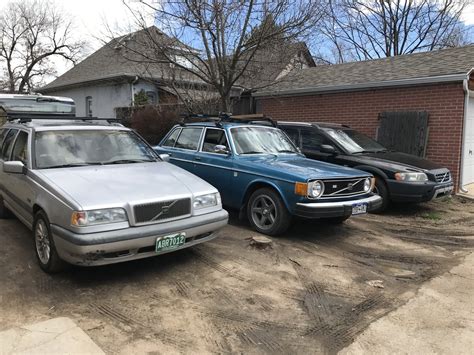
top-left (3, 112), bottom-right (120, 124)
top-left (179, 113), bottom-right (277, 128)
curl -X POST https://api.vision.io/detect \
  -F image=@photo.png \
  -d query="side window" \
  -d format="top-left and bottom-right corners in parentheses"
top-left (0, 129), bottom-right (8, 147)
top-left (11, 131), bottom-right (29, 163)
top-left (174, 128), bottom-right (202, 151)
top-left (281, 127), bottom-right (300, 147)
top-left (301, 129), bottom-right (331, 151)
top-left (162, 128), bottom-right (181, 147)
top-left (202, 129), bottom-right (228, 153)
top-left (1, 129), bottom-right (18, 161)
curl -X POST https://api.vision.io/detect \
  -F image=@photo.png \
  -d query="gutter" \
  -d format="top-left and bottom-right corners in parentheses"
top-left (459, 68), bottom-right (473, 193)
top-left (253, 73), bottom-right (468, 98)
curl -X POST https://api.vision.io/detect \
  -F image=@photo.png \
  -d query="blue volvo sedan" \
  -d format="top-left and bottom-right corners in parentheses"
top-left (155, 119), bottom-right (382, 235)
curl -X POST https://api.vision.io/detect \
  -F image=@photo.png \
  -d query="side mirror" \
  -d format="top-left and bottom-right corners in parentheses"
top-left (3, 161), bottom-right (25, 174)
top-left (214, 145), bottom-right (230, 155)
top-left (320, 144), bottom-right (337, 155)
top-left (159, 154), bottom-right (170, 162)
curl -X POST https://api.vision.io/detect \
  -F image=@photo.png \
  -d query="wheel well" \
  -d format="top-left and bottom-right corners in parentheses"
top-left (241, 182), bottom-right (281, 209)
top-left (32, 204), bottom-right (44, 216)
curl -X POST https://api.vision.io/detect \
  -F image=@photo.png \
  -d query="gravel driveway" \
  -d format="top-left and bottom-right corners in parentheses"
top-left (0, 197), bottom-right (473, 354)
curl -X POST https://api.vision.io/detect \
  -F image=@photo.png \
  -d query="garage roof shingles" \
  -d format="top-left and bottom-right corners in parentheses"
top-left (255, 45), bottom-right (474, 96)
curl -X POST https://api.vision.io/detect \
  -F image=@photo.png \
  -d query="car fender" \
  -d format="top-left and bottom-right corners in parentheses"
top-left (353, 165), bottom-right (388, 180)
top-left (241, 178), bottom-right (293, 212)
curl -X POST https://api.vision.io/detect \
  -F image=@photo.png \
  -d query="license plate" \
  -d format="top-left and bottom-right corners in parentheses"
top-left (156, 233), bottom-right (186, 252)
top-left (352, 202), bottom-right (368, 215)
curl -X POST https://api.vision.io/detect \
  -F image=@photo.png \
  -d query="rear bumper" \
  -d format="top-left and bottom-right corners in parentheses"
top-left (388, 180), bottom-right (454, 203)
top-left (51, 209), bottom-right (228, 266)
top-left (293, 194), bottom-right (382, 219)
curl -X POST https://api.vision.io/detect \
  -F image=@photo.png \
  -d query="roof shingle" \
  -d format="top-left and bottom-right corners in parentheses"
top-left (254, 45), bottom-right (474, 96)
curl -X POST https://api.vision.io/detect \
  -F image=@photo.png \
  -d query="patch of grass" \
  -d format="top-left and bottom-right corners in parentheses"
top-left (420, 211), bottom-right (443, 221)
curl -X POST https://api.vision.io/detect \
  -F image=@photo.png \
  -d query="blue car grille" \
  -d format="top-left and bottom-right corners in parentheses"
top-left (134, 198), bottom-right (191, 224)
top-left (322, 178), bottom-right (367, 197)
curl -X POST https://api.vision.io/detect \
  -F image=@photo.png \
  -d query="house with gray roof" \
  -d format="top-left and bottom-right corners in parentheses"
top-left (254, 45), bottom-right (474, 191)
top-left (39, 26), bottom-right (212, 117)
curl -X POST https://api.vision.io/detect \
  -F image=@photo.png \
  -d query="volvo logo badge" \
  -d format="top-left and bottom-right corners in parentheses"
top-left (347, 183), bottom-right (354, 191)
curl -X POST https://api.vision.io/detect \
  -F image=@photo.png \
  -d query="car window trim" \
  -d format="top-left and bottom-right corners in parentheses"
top-left (162, 126), bottom-right (182, 148)
top-left (198, 127), bottom-right (232, 156)
top-left (1, 128), bottom-right (19, 162)
top-left (11, 130), bottom-right (30, 165)
top-left (173, 127), bottom-right (204, 152)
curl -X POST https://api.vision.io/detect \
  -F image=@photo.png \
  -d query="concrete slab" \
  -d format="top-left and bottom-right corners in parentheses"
top-left (340, 252), bottom-right (474, 355)
top-left (459, 183), bottom-right (474, 200)
top-left (0, 317), bottom-right (104, 355)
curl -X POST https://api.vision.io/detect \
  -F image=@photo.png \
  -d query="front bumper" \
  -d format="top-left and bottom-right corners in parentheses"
top-left (387, 180), bottom-right (454, 203)
top-left (293, 194), bottom-right (382, 219)
top-left (51, 209), bottom-right (228, 266)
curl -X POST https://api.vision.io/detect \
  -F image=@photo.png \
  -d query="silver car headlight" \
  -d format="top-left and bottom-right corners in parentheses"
top-left (71, 208), bottom-right (128, 227)
top-left (363, 178), bottom-right (372, 192)
top-left (307, 180), bottom-right (324, 199)
top-left (395, 172), bottom-right (428, 182)
top-left (193, 192), bottom-right (221, 210)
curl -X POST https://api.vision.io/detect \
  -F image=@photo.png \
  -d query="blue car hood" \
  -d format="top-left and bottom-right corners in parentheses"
top-left (236, 154), bottom-right (370, 181)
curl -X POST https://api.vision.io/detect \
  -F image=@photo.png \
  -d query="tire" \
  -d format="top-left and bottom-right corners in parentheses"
top-left (0, 197), bottom-right (12, 219)
top-left (372, 177), bottom-right (390, 213)
top-left (247, 187), bottom-right (292, 235)
top-left (323, 215), bottom-right (351, 224)
top-left (33, 211), bottom-right (65, 273)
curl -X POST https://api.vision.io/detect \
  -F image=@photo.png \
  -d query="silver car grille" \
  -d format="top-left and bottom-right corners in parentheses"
top-left (133, 198), bottom-right (191, 224)
top-left (322, 178), bottom-right (367, 197)
top-left (434, 170), bottom-right (451, 183)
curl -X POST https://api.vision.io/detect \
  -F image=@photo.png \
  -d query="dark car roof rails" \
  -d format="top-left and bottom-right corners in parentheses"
top-left (179, 113), bottom-right (277, 128)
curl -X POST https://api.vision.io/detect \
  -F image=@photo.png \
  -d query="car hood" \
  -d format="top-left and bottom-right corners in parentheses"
top-left (347, 151), bottom-right (443, 172)
top-left (236, 154), bottom-right (370, 181)
top-left (34, 162), bottom-right (217, 210)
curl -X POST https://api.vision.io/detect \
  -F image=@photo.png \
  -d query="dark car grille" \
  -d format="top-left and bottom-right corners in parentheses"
top-left (322, 178), bottom-right (367, 197)
top-left (434, 170), bottom-right (451, 183)
top-left (134, 198), bottom-right (191, 224)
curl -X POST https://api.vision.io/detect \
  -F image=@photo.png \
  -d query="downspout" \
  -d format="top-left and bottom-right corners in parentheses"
top-left (459, 70), bottom-right (472, 193)
top-left (130, 76), bottom-right (139, 105)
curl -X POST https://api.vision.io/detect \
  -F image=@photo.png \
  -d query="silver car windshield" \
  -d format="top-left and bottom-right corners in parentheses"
top-left (35, 130), bottom-right (157, 169)
top-left (231, 127), bottom-right (298, 155)
top-left (0, 98), bottom-right (75, 115)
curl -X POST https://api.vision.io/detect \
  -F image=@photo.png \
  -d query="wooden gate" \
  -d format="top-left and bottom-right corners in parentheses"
top-left (377, 111), bottom-right (429, 157)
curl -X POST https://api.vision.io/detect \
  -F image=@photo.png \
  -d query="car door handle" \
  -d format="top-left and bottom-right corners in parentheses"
top-left (195, 156), bottom-right (201, 161)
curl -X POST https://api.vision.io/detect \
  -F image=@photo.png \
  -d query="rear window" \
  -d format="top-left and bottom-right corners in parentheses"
top-left (174, 128), bottom-right (202, 150)
top-left (0, 97), bottom-right (75, 115)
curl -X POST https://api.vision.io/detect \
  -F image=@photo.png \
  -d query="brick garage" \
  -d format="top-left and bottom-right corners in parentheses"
top-left (254, 46), bottom-right (474, 191)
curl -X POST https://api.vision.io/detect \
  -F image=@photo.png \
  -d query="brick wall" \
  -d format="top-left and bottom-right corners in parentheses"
top-left (257, 83), bottom-right (465, 189)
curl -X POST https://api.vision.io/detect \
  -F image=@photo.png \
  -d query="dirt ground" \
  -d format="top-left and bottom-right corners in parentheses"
top-left (0, 197), bottom-right (473, 354)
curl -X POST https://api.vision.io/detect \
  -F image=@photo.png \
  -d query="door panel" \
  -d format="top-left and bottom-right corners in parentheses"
top-left (463, 96), bottom-right (474, 185)
top-left (194, 128), bottom-right (233, 203)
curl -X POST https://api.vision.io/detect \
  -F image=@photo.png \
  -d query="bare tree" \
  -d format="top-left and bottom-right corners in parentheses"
top-left (120, 0), bottom-right (322, 112)
top-left (0, 0), bottom-right (84, 93)
top-left (320, 0), bottom-right (471, 63)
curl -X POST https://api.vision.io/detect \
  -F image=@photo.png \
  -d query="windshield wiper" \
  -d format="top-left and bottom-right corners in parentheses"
top-left (104, 159), bottom-right (155, 165)
top-left (277, 149), bottom-right (297, 153)
top-left (42, 162), bottom-right (103, 169)
top-left (240, 151), bottom-right (266, 155)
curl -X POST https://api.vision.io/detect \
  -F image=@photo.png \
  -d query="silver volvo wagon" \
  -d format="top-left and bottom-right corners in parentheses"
top-left (0, 94), bottom-right (228, 272)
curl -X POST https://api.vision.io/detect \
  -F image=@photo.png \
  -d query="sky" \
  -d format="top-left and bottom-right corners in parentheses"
top-left (1, 0), bottom-right (473, 85)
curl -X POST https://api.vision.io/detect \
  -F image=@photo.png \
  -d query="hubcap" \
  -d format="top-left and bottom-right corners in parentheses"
top-left (251, 195), bottom-right (277, 230)
top-left (35, 220), bottom-right (50, 265)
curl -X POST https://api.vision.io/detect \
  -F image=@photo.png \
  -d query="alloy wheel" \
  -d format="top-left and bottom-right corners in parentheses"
top-left (35, 219), bottom-right (51, 265)
top-left (251, 195), bottom-right (277, 231)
